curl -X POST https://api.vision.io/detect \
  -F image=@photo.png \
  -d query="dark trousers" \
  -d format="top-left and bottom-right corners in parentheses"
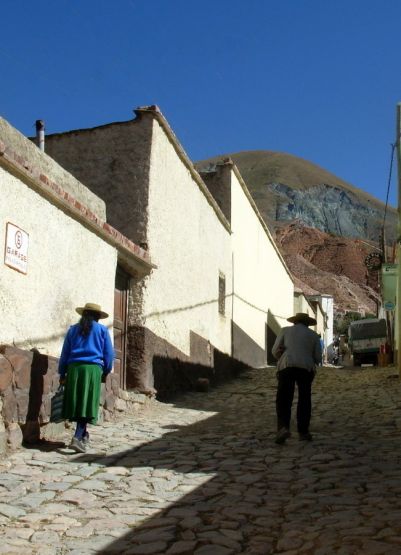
top-left (276, 367), bottom-right (314, 434)
top-left (74, 417), bottom-right (90, 439)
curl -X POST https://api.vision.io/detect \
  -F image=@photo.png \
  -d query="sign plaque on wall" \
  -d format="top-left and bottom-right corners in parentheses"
top-left (381, 263), bottom-right (397, 311)
top-left (4, 222), bottom-right (29, 274)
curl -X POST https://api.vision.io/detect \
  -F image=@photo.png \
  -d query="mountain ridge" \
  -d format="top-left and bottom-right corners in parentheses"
top-left (197, 150), bottom-right (396, 244)
top-left (198, 150), bottom-right (393, 210)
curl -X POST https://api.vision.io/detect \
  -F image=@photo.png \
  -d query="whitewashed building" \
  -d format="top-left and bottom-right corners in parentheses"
top-left (199, 160), bottom-right (295, 367)
top-left (0, 117), bottom-right (152, 359)
top-left (45, 106), bottom-right (297, 394)
top-left (0, 116), bottom-right (153, 450)
top-left (309, 294), bottom-right (334, 348)
top-left (45, 107), bottom-right (233, 397)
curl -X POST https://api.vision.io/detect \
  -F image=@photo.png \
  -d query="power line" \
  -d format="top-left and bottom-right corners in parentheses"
top-left (382, 142), bottom-right (396, 255)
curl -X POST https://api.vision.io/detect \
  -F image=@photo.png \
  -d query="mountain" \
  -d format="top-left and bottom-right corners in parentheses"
top-left (197, 151), bottom-right (392, 313)
top-left (197, 151), bottom-right (396, 244)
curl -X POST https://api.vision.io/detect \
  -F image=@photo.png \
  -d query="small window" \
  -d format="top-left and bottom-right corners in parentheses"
top-left (218, 273), bottom-right (226, 315)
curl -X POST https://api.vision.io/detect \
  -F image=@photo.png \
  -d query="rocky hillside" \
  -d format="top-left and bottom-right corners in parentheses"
top-left (197, 151), bottom-right (397, 243)
top-left (275, 221), bottom-right (380, 314)
top-left (197, 151), bottom-right (392, 312)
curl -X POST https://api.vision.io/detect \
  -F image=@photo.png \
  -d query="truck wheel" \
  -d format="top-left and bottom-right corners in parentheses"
top-left (353, 355), bottom-right (361, 367)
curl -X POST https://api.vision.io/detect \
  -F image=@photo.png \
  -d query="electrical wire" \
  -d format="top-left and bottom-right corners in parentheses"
top-left (382, 142), bottom-right (396, 248)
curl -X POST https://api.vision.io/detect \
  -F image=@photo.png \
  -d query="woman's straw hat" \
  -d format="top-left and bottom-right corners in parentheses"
top-left (287, 312), bottom-right (317, 326)
top-left (75, 302), bottom-right (109, 319)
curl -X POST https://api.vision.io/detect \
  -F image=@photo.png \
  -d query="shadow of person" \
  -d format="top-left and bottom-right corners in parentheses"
top-left (21, 348), bottom-right (49, 445)
top-left (23, 438), bottom-right (66, 451)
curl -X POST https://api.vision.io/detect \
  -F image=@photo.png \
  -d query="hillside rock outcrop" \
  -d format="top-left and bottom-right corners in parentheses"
top-left (198, 150), bottom-right (396, 244)
top-left (269, 183), bottom-right (395, 243)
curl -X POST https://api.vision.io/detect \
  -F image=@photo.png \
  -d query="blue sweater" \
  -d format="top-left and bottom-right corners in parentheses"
top-left (58, 321), bottom-right (115, 378)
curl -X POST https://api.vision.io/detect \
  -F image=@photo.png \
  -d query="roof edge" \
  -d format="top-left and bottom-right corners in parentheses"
top-left (0, 140), bottom-right (155, 277)
top-left (134, 105), bottom-right (231, 233)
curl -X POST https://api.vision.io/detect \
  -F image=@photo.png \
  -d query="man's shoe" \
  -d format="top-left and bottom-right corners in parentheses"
top-left (275, 428), bottom-right (291, 444)
top-left (298, 432), bottom-right (313, 441)
top-left (70, 437), bottom-right (86, 453)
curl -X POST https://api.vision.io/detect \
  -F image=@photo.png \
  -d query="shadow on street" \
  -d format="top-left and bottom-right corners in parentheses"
top-left (64, 366), bottom-right (401, 554)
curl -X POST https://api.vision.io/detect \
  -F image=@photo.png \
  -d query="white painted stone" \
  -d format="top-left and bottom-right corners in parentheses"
top-left (115, 398), bottom-right (127, 411)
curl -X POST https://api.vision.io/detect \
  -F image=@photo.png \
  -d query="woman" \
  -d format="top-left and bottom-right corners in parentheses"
top-left (59, 302), bottom-right (114, 453)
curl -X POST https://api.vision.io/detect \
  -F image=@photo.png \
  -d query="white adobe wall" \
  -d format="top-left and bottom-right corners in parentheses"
top-left (321, 295), bottom-right (334, 346)
top-left (294, 293), bottom-right (324, 335)
top-left (141, 119), bottom-right (232, 356)
top-left (231, 171), bottom-right (294, 350)
top-left (294, 293), bottom-right (315, 318)
top-left (315, 304), bottom-right (325, 338)
top-left (0, 167), bottom-right (116, 356)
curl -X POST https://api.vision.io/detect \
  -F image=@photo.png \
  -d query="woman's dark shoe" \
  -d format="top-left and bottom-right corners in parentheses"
top-left (275, 428), bottom-right (291, 444)
top-left (298, 432), bottom-right (313, 441)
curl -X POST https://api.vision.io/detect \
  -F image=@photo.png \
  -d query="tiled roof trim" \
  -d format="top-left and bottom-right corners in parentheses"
top-left (0, 140), bottom-right (155, 272)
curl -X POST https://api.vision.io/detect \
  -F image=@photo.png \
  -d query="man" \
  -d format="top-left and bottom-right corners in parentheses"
top-left (272, 312), bottom-right (322, 444)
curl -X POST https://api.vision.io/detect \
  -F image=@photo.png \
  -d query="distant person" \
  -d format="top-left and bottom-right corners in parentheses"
top-left (331, 337), bottom-right (340, 365)
top-left (58, 302), bottom-right (114, 453)
top-left (339, 335), bottom-right (348, 365)
top-left (272, 312), bottom-right (322, 444)
top-left (332, 344), bottom-right (340, 365)
top-left (318, 334), bottom-right (325, 365)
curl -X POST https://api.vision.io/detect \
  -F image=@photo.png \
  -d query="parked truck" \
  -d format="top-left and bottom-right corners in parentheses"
top-left (348, 318), bottom-right (387, 366)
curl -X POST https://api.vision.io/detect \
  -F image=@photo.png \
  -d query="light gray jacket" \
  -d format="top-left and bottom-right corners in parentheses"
top-left (272, 323), bottom-right (322, 372)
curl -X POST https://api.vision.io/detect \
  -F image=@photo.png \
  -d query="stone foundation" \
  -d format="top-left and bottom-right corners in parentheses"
top-left (127, 327), bottom-right (249, 401)
top-left (0, 345), bottom-right (149, 455)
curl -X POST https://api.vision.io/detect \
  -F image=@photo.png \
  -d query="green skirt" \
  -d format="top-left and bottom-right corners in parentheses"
top-left (62, 362), bottom-right (102, 424)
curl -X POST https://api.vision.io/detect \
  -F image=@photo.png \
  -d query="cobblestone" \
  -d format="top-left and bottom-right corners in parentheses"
top-left (1, 366), bottom-right (401, 553)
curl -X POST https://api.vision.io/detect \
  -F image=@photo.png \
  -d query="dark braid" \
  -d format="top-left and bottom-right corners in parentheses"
top-left (79, 310), bottom-right (100, 337)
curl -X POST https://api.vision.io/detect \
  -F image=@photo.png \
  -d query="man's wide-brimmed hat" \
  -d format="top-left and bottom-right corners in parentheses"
top-left (287, 312), bottom-right (317, 326)
top-left (75, 302), bottom-right (109, 319)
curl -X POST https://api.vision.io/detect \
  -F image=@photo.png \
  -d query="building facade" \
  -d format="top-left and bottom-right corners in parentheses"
top-left (45, 108), bottom-right (234, 398)
top-left (199, 161), bottom-right (295, 367)
top-left (45, 106), bottom-right (298, 392)
top-left (0, 117), bottom-right (153, 450)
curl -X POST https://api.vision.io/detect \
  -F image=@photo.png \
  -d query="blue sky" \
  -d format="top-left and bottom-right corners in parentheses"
top-left (1, 0), bottom-right (400, 206)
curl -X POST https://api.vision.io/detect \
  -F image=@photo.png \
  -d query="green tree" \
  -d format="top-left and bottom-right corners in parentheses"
top-left (334, 312), bottom-right (362, 336)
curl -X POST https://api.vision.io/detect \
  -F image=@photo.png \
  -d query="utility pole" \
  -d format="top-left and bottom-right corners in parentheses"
top-left (396, 103), bottom-right (401, 373)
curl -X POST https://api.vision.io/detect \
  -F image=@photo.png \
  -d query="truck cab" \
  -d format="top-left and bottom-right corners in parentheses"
top-left (348, 318), bottom-right (387, 366)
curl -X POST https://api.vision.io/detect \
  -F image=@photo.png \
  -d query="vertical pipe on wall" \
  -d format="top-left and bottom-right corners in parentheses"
top-left (231, 250), bottom-right (235, 358)
top-left (395, 104), bottom-right (401, 373)
top-left (35, 120), bottom-right (45, 152)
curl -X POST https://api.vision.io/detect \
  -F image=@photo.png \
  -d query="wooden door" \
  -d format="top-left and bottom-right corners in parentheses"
top-left (113, 267), bottom-right (130, 389)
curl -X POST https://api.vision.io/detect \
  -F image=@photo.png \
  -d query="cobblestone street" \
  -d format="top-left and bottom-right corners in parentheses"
top-left (2, 366), bottom-right (401, 554)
